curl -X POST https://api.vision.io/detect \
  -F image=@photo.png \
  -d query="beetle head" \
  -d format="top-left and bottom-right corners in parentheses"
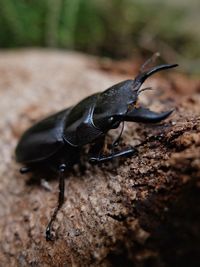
top-left (93, 63), bottom-right (178, 131)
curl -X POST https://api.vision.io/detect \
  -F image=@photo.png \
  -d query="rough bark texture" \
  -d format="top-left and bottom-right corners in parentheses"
top-left (0, 50), bottom-right (199, 267)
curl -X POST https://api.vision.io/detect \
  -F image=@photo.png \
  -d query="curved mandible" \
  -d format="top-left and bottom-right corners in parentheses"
top-left (133, 63), bottom-right (178, 91)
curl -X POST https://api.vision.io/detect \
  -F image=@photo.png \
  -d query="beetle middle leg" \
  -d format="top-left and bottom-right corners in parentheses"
top-left (46, 163), bottom-right (66, 241)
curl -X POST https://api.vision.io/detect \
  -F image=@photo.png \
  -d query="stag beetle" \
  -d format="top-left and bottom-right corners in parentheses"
top-left (15, 57), bottom-right (178, 241)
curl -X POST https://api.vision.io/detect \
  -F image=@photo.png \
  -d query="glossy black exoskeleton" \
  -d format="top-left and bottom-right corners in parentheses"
top-left (15, 58), bottom-right (178, 241)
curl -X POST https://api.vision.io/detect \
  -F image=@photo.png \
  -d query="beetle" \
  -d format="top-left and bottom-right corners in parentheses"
top-left (15, 58), bottom-right (178, 241)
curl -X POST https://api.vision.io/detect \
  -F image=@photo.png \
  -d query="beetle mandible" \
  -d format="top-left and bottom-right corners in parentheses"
top-left (15, 58), bottom-right (178, 241)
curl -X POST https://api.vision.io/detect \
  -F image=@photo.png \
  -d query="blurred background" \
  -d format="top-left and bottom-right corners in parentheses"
top-left (0, 0), bottom-right (199, 74)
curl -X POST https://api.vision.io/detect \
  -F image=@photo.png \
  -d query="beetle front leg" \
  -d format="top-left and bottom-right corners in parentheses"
top-left (89, 136), bottom-right (136, 164)
top-left (46, 163), bottom-right (66, 241)
top-left (89, 147), bottom-right (136, 164)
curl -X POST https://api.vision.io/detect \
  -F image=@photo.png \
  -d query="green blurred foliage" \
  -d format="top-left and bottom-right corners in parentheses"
top-left (0, 0), bottom-right (199, 72)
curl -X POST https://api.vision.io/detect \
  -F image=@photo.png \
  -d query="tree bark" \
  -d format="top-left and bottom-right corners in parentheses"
top-left (0, 50), bottom-right (199, 267)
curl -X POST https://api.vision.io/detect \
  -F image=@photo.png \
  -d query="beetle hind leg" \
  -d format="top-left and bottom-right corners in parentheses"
top-left (46, 163), bottom-right (66, 241)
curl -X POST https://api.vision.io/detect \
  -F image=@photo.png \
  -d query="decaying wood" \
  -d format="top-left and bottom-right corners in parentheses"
top-left (0, 50), bottom-right (199, 267)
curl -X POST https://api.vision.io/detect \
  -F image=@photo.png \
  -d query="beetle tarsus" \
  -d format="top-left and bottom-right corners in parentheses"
top-left (89, 147), bottom-right (136, 164)
top-left (45, 164), bottom-right (66, 242)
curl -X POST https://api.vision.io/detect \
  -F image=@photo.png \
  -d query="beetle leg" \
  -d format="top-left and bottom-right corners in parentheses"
top-left (46, 163), bottom-right (66, 241)
top-left (89, 147), bottom-right (136, 164)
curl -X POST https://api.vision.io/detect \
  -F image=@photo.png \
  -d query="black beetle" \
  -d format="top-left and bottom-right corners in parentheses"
top-left (15, 58), bottom-right (178, 241)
